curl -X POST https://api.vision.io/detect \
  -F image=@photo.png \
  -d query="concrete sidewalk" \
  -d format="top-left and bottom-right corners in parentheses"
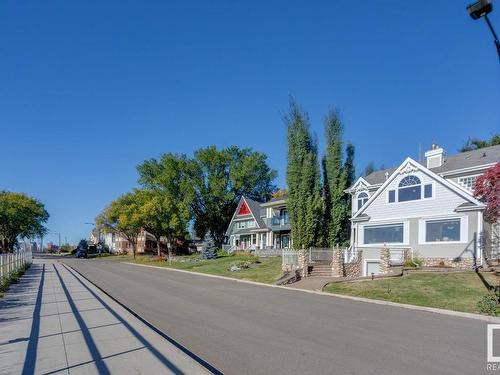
top-left (0, 258), bottom-right (211, 375)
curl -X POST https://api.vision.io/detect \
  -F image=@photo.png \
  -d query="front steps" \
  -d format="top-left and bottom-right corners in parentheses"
top-left (308, 261), bottom-right (333, 277)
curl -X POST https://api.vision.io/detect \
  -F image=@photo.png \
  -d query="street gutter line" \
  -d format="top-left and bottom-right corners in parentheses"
top-left (122, 261), bottom-right (500, 323)
top-left (62, 262), bottom-right (221, 375)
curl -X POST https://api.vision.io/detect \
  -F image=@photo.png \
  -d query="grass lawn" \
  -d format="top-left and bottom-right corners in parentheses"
top-left (97, 253), bottom-right (283, 284)
top-left (323, 271), bottom-right (500, 314)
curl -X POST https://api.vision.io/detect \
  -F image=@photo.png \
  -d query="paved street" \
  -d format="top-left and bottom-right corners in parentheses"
top-left (0, 258), bottom-right (210, 375)
top-left (62, 258), bottom-right (490, 375)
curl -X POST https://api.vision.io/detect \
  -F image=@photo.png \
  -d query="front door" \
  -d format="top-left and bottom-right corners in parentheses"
top-left (281, 234), bottom-right (290, 249)
top-left (241, 235), bottom-right (251, 249)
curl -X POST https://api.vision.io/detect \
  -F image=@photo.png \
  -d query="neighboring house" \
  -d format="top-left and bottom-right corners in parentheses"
top-left (225, 196), bottom-right (290, 251)
top-left (90, 230), bottom-right (154, 254)
top-left (346, 144), bottom-right (500, 276)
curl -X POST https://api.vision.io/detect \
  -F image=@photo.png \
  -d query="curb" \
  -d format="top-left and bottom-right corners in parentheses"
top-left (122, 261), bottom-right (500, 323)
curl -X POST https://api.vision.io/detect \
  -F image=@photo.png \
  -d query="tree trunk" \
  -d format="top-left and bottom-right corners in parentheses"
top-left (156, 239), bottom-right (161, 257)
top-left (132, 242), bottom-right (136, 260)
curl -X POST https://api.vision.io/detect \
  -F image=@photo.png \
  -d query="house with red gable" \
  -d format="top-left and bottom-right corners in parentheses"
top-left (224, 196), bottom-right (290, 251)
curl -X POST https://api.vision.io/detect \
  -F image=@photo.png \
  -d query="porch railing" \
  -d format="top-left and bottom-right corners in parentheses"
top-left (0, 250), bottom-right (32, 285)
top-left (389, 248), bottom-right (410, 265)
top-left (343, 246), bottom-right (358, 263)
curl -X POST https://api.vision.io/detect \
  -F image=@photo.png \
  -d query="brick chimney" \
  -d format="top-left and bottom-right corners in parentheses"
top-left (424, 143), bottom-right (444, 169)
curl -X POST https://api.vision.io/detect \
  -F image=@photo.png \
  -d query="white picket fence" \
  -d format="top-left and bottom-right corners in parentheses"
top-left (0, 250), bottom-right (32, 285)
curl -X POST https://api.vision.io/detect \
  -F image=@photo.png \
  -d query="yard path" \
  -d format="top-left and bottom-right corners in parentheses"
top-left (62, 258), bottom-right (490, 375)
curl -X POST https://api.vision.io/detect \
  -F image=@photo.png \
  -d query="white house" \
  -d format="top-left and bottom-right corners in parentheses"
top-left (346, 144), bottom-right (499, 276)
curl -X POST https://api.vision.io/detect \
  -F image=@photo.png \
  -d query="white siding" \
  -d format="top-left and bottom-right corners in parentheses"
top-left (363, 169), bottom-right (468, 220)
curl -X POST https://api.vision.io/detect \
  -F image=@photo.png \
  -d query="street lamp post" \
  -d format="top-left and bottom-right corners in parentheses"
top-left (467, 0), bottom-right (500, 63)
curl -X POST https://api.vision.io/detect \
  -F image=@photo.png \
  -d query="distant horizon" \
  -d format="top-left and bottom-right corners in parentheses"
top-left (2, 1), bottom-right (499, 243)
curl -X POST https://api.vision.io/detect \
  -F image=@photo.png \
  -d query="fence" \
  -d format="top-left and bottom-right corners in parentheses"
top-left (0, 250), bottom-right (32, 285)
top-left (254, 248), bottom-right (282, 257)
top-left (282, 249), bottom-right (299, 267)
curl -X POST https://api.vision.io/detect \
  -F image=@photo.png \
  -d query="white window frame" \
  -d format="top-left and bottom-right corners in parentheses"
top-left (418, 216), bottom-right (468, 244)
top-left (363, 259), bottom-right (381, 276)
top-left (387, 180), bottom-right (435, 204)
top-left (357, 192), bottom-right (369, 210)
top-left (359, 221), bottom-right (409, 247)
top-left (457, 174), bottom-right (480, 192)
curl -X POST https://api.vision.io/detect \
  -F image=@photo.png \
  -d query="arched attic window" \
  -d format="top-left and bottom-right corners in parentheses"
top-left (357, 192), bottom-right (369, 210)
top-left (398, 175), bottom-right (421, 202)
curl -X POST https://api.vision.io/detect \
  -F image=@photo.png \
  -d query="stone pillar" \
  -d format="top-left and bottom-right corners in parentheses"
top-left (331, 249), bottom-right (344, 277)
top-left (379, 248), bottom-right (391, 275)
top-left (298, 248), bottom-right (308, 278)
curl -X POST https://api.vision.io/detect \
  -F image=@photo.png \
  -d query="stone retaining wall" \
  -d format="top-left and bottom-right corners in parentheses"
top-left (343, 250), bottom-right (363, 278)
top-left (420, 257), bottom-right (475, 270)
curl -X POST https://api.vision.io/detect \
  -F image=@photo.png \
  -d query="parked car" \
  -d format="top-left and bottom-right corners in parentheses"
top-left (76, 249), bottom-right (88, 258)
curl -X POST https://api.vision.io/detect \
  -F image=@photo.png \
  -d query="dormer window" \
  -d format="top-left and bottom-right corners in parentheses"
top-left (357, 192), bottom-right (369, 210)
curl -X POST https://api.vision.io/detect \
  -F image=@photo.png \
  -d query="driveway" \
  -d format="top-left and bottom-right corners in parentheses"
top-left (63, 258), bottom-right (489, 375)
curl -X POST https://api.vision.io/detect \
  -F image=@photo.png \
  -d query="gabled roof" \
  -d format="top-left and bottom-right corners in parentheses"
top-left (244, 196), bottom-right (266, 228)
top-left (361, 145), bottom-right (500, 186)
top-left (364, 168), bottom-right (398, 185)
top-left (227, 196), bottom-right (266, 232)
top-left (352, 157), bottom-right (485, 219)
top-left (345, 177), bottom-right (371, 193)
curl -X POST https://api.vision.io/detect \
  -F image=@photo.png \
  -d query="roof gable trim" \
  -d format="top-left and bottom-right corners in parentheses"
top-left (352, 157), bottom-right (485, 219)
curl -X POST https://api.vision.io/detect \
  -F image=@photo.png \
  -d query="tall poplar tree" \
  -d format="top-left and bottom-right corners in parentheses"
top-left (285, 99), bottom-right (323, 249)
top-left (341, 143), bottom-right (356, 243)
top-left (322, 109), bottom-right (347, 246)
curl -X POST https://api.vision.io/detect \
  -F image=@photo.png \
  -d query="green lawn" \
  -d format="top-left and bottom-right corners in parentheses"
top-left (324, 271), bottom-right (499, 314)
top-left (98, 253), bottom-right (283, 284)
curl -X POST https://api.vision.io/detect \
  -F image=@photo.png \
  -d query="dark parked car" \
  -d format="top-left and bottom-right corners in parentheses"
top-left (76, 249), bottom-right (88, 258)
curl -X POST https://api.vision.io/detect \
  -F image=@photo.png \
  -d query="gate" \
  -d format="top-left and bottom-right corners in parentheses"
top-left (308, 248), bottom-right (333, 263)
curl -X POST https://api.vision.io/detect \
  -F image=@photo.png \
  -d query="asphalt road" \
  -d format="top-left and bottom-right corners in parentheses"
top-left (62, 258), bottom-right (489, 375)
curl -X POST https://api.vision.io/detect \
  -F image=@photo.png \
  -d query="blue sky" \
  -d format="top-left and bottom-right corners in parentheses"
top-left (1, 1), bottom-right (499, 244)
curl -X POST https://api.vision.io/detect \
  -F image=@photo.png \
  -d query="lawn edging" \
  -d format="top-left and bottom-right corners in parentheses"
top-left (122, 261), bottom-right (500, 323)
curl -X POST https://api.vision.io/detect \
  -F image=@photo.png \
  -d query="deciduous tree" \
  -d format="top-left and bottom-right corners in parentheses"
top-left (285, 99), bottom-right (323, 249)
top-left (460, 133), bottom-right (500, 152)
top-left (97, 192), bottom-right (144, 259)
top-left (189, 146), bottom-right (276, 248)
top-left (474, 163), bottom-right (500, 223)
top-left (0, 191), bottom-right (49, 252)
top-left (137, 154), bottom-right (193, 257)
top-left (322, 109), bottom-right (348, 246)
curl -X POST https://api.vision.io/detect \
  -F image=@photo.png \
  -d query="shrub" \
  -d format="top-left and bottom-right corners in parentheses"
top-left (233, 250), bottom-right (253, 257)
top-left (228, 260), bottom-right (254, 271)
top-left (403, 258), bottom-right (422, 268)
top-left (477, 293), bottom-right (500, 316)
